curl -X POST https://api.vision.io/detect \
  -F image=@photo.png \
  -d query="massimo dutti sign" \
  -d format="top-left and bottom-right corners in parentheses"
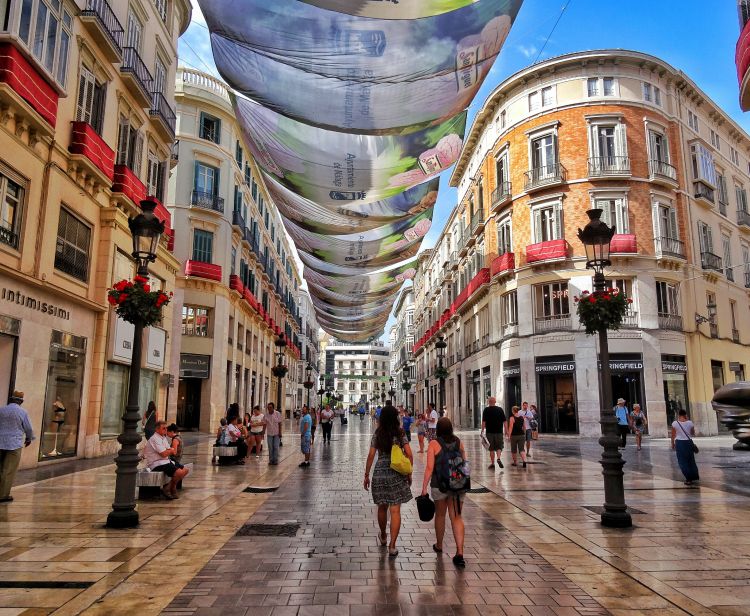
top-left (1, 287), bottom-right (70, 320)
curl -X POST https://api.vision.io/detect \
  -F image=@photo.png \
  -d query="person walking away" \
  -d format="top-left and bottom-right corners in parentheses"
top-left (265, 403), bottom-right (283, 465)
top-left (166, 424), bottom-right (183, 463)
top-left (226, 416), bottom-right (247, 463)
top-left (401, 407), bottom-right (413, 443)
top-left (426, 403), bottom-right (439, 442)
top-left (519, 401), bottom-right (535, 457)
top-left (631, 404), bottom-right (647, 451)
top-left (415, 410), bottom-right (427, 453)
top-left (145, 421), bottom-right (189, 499)
top-left (364, 405), bottom-right (413, 558)
top-left (421, 417), bottom-right (468, 567)
top-left (320, 404), bottom-right (334, 443)
top-left (0, 391), bottom-right (34, 503)
top-left (614, 398), bottom-right (631, 449)
top-left (142, 401), bottom-right (158, 440)
top-left (299, 408), bottom-right (312, 467)
top-left (508, 406), bottom-right (527, 468)
top-left (359, 404), bottom-right (365, 421)
top-left (249, 405), bottom-right (266, 458)
top-left (671, 409), bottom-right (699, 485)
top-left (481, 397), bottom-right (506, 469)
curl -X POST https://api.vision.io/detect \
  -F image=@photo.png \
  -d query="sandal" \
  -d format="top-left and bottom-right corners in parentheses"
top-left (161, 488), bottom-right (175, 500)
top-left (452, 554), bottom-right (466, 568)
top-left (388, 548), bottom-right (399, 558)
top-left (432, 544), bottom-right (443, 553)
top-left (378, 533), bottom-right (387, 547)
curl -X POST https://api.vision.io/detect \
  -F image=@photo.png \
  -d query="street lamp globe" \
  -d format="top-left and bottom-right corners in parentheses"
top-left (129, 199), bottom-right (165, 275)
top-left (577, 208), bottom-right (615, 276)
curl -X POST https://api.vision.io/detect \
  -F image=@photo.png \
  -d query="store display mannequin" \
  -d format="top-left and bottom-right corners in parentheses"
top-left (48, 399), bottom-right (66, 456)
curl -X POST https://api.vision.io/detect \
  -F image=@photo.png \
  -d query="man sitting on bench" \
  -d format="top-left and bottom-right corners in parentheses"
top-left (145, 421), bottom-right (189, 500)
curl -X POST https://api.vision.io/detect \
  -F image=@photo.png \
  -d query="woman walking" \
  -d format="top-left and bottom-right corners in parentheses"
top-left (508, 406), bottom-right (527, 468)
top-left (421, 417), bottom-right (467, 568)
top-left (364, 405), bottom-right (413, 558)
top-left (415, 410), bottom-right (427, 453)
top-left (671, 409), bottom-right (699, 485)
top-left (248, 405), bottom-right (266, 458)
top-left (632, 404), bottom-right (647, 451)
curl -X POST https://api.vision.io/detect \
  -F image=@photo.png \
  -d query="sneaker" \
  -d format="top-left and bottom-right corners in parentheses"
top-left (497, 460), bottom-right (504, 469)
top-left (522, 461), bottom-right (527, 469)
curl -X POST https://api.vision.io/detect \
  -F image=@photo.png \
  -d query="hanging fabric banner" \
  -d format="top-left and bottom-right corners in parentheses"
top-left (299, 246), bottom-right (421, 275)
top-left (308, 283), bottom-right (398, 308)
top-left (233, 94), bottom-right (466, 206)
top-left (264, 173), bottom-right (439, 234)
top-left (299, 0), bottom-right (480, 19)
top-left (304, 259), bottom-right (417, 295)
top-left (201, 0), bottom-right (519, 132)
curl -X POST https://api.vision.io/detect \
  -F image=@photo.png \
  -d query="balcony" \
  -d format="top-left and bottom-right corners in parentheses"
top-left (120, 47), bottom-right (154, 108)
top-left (587, 156), bottom-right (631, 178)
top-left (491, 182), bottom-right (512, 210)
top-left (738, 209), bottom-right (750, 230)
top-left (610, 234), bottom-right (637, 255)
top-left (0, 225), bottom-right (19, 250)
top-left (450, 250), bottom-right (459, 270)
top-left (737, 3), bottom-right (750, 110)
top-left (185, 260), bottom-right (222, 282)
top-left (501, 322), bottom-right (518, 340)
top-left (68, 121), bottom-right (115, 183)
top-left (149, 92), bottom-right (176, 140)
top-left (719, 197), bottom-right (728, 217)
top-left (112, 164), bottom-right (146, 207)
top-left (746, 271), bottom-right (750, 288)
top-left (490, 252), bottom-right (514, 277)
top-left (191, 190), bottom-right (224, 213)
top-left (80, 0), bottom-right (123, 63)
top-left (648, 159), bottom-right (678, 186)
top-left (694, 181), bottom-right (716, 207)
top-left (229, 274), bottom-right (244, 294)
top-left (232, 210), bottom-right (246, 230)
top-left (621, 311), bottom-right (639, 328)
top-left (457, 227), bottom-right (469, 257)
top-left (535, 314), bottom-right (571, 333)
top-left (700, 251), bottom-right (723, 273)
top-left (470, 211), bottom-right (485, 236)
top-left (658, 313), bottom-right (683, 331)
top-left (525, 239), bottom-right (568, 264)
top-left (524, 163), bottom-right (566, 192)
top-left (0, 43), bottom-right (59, 129)
top-left (655, 236), bottom-right (686, 260)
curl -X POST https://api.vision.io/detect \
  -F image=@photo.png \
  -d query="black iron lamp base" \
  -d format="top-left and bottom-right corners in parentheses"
top-left (105, 509), bottom-right (139, 529)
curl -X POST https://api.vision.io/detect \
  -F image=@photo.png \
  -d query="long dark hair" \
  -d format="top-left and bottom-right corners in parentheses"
top-left (374, 406), bottom-right (404, 452)
top-left (436, 417), bottom-right (457, 444)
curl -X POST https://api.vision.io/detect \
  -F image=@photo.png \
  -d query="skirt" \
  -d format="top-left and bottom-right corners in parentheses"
top-left (371, 456), bottom-right (413, 506)
top-left (675, 439), bottom-right (699, 482)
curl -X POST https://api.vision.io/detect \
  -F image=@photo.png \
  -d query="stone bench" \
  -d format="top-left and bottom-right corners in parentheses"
top-left (136, 462), bottom-right (193, 499)
top-left (213, 445), bottom-right (240, 465)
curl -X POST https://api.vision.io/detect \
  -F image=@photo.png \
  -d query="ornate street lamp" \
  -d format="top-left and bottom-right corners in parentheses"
top-left (303, 363), bottom-right (314, 409)
top-left (388, 376), bottom-right (396, 403)
top-left (402, 364), bottom-right (411, 409)
top-left (435, 336), bottom-right (447, 417)
top-left (380, 381), bottom-right (386, 404)
top-left (317, 375), bottom-right (325, 408)
top-left (107, 199), bottom-right (164, 529)
top-left (272, 333), bottom-right (288, 416)
top-left (577, 208), bottom-right (631, 528)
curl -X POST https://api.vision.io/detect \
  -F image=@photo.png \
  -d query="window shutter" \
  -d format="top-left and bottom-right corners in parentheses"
top-left (214, 166), bottom-right (221, 196)
top-left (554, 204), bottom-right (563, 240)
top-left (615, 123), bottom-right (627, 157)
top-left (132, 132), bottom-right (143, 177)
top-left (76, 67), bottom-right (95, 124)
top-left (533, 209), bottom-right (542, 243)
top-left (116, 117), bottom-right (130, 166)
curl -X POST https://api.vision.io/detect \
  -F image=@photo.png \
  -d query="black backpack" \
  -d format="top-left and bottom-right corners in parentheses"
top-left (435, 437), bottom-right (470, 495)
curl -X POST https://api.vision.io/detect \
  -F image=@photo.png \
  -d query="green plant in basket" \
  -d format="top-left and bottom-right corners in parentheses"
top-left (107, 275), bottom-right (172, 327)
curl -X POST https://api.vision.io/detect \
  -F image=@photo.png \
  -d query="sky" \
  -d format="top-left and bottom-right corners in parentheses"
top-left (179, 0), bottom-right (750, 342)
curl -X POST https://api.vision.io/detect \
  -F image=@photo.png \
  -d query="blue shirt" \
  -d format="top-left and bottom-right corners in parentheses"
top-left (300, 413), bottom-right (312, 437)
top-left (0, 402), bottom-right (35, 450)
top-left (402, 415), bottom-right (413, 432)
top-left (614, 405), bottom-right (630, 426)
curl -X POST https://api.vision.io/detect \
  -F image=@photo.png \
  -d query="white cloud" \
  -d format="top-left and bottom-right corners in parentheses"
top-left (516, 44), bottom-right (538, 59)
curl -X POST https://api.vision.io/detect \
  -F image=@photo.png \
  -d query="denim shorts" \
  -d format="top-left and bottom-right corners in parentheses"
top-left (300, 433), bottom-right (311, 454)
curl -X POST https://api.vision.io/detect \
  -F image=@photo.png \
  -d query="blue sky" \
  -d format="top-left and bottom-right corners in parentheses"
top-left (180, 0), bottom-right (749, 340)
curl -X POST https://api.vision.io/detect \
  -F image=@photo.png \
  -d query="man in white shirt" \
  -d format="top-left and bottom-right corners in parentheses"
top-left (426, 402), bottom-right (439, 441)
top-left (519, 402), bottom-right (536, 457)
top-left (144, 421), bottom-right (189, 499)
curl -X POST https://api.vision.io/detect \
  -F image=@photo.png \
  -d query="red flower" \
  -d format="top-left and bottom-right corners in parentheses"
top-left (107, 295), bottom-right (117, 306)
top-left (588, 296), bottom-right (596, 303)
top-left (143, 284), bottom-right (150, 293)
top-left (581, 290), bottom-right (589, 295)
top-left (603, 294), bottom-right (611, 300)
top-left (627, 298), bottom-right (633, 304)
top-left (134, 275), bottom-right (148, 284)
top-left (118, 293), bottom-right (127, 303)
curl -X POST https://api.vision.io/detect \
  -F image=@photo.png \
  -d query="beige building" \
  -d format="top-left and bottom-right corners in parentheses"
top-left (0, 0), bottom-right (190, 469)
top-left (326, 339), bottom-right (391, 408)
top-left (389, 286), bottom-right (415, 409)
top-left (412, 50), bottom-right (750, 437)
top-left (169, 68), bottom-right (305, 431)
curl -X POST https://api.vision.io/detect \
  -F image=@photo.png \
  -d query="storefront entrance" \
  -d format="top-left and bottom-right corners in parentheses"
top-left (0, 316), bottom-right (19, 402)
top-left (608, 355), bottom-right (645, 427)
top-left (662, 355), bottom-right (689, 429)
top-left (536, 357), bottom-right (577, 433)
top-left (503, 359), bottom-right (521, 412)
top-left (177, 379), bottom-right (202, 430)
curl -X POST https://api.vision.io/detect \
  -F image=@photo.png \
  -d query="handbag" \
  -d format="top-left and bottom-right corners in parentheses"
top-left (677, 421), bottom-right (699, 454)
top-left (390, 443), bottom-right (412, 475)
top-left (480, 432), bottom-right (490, 450)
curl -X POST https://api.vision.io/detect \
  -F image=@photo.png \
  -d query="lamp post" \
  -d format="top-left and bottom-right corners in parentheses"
top-left (402, 364), bottom-right (410, 409)
top-left (272, 333), bottom-right (288, 417)
top-left (107, 199), bottom-right (164, 529)
top-left (435, 336), bottom-right (447, 417)
top-left (578, 208), bottom-right (632, 528)
top-left (380, 382), bottom-right (386, 405)
top-left (388, 376), bottom-right (396, 404)
top-left (303, 363), bottom-right (314, 409)
top-left (317, 375), bottom-right (325, 408)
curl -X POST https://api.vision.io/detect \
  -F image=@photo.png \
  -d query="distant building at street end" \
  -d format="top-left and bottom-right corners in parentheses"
top-left (325, 339), bottom-right (391, 409)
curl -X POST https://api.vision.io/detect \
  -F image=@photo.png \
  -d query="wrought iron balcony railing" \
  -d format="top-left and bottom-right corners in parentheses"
top-left (191, 190), bottom-right (224, 212)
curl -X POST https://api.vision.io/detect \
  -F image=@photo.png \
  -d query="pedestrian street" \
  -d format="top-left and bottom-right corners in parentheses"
top-left (1, 420), bottom-right (750, 616)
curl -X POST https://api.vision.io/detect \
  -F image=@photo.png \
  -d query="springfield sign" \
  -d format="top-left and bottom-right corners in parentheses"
top-left (1, 287), bottom-right (70, 320)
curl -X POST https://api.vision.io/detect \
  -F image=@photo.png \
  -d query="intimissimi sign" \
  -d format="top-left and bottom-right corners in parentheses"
top-left (1, 287), bottom-right (71, 320)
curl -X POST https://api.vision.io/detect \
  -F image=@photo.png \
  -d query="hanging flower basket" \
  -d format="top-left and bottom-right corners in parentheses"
top-left (434, 367), bottom-right (449, 380)
top-left (107, 276), bottom-right (172, 327)
top-left (401, 382), bottom-right (412, 391)
top-left (574, 287), bottom-right (632, 335)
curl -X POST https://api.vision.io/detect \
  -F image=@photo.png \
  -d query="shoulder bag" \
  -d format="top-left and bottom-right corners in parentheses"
top-left (677, 421), bottom-right (699, 454)
top-left (390, 441), bottom-right (412, 475)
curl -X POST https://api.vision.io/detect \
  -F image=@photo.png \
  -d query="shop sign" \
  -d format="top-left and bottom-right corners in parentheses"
top-left (599, 360), bottom-right (643, 371)
top-left (1, 287), bottom-right (70, 320)
top-left (180, 354), bottom-right (210, 379)
top-left (145, 327), bottom-right (166, 371)
top-left (502, 364), bottom-right (520, 377)
top-left (662, 361), bottom-right (687, 374)
top-left (112, 316), bottom-right (134, 363)
top-left (535, 361), bottom-right (575, 374)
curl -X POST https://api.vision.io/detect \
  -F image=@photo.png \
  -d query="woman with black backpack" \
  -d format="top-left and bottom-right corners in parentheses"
top-left (420, 417), bottom-right (468, 568)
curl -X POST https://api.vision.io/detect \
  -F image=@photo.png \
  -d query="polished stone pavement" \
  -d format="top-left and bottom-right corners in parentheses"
top-left (0, 419), bottom-right (749, 615)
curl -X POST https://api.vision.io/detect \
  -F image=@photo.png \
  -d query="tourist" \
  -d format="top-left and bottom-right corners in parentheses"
top-left (226, 402), bottom-right (240, 423)
top-left (401, 407), bottom-right (413, 442)
top-left (142, 401), bottom-right (158, 440)
top-left (519, 402), bottom-right (537, 457)
top-left (614, 398), bottom-right (631, 448)
top-left (632, 404), bottom-right (647, 451)
top-left (415, 409), bottom-right (427, 453)
top-left (265, 402), bottom-right (283, 465)
top-left (508, 406), bottom-right (527, 468)
top-left (226, 416), bottom-right (247, 463)
top-left (359, 405), bottom-right (366, 421)
top-left (248, 405), bottom-right (266, 458)
top-left (304, 405), bottom-right (317, 445)
top-left (0, 391), bottom-right (34, 504)
top-left (145, 421), bottom-right (189, 500)
top-left (363, 405), bottom-right (413, 558)
top-left (671, 409), bottom-right (699, 485)
top-left (320, 404), bottom-right (334, 443)
top-left (215, 418), bottom-right (227, 445)
top-left (426, 402), bottom-right (439, 442)
top-left (481, 397), bottom-right (506, 469)
top-left (421, 417), bottom-right (467, 568)
top-left (299, 407), bottom-right (312, 467)
top-left (166, 424), bottom-right (183, 464)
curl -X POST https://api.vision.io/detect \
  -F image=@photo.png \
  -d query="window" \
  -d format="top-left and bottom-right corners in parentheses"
top-left (589, 120), bottom-right (627, 170)
top-left (235, 140), bottom-right (243, 166)
top-left (528, 86), bottom-right (553, 112)
top-left (716, 173), bottom-right (729, 211)
top-left (54, 207), bottom-right (91, 282)
top-left (707, 292), bottom-right (718, 336)
top-left (594, 196), bottom-right (629, 234)
top-left (653, 201), bottom-right (679, 245)
top-left (192, 229), bottom-right (213, 262)
top-left (737, 184), bottom-right (748, 214)
top-left (643, 82), bottom-right (661, 105)
top-left (231, 246), bottom-right (236, 275)
top-left (730, 146), bottom-right (740, 166)
top-left (710, 129), bottom-right (721, 151)
top-left (116, 116), bottom-right (143, 174)
top-left (691, 143), bottom-right (717, 186)
top-left (12, 0), bottom-right (72, 87)
top-left (499, 109), bottom-right (506, 129)
top-left (154, 0), bottom-right (168, 22)
top-left (531, 200), bottom-right (562, 243)
top-left (711, 360), bottom-right (725, 392)
top-left (648, 129), bottom-right (670, 163)
top-left (0, 171), bottom-right (24, 250)
top-left (587, 76), bottom-right (615, 97)
top-left (535, 282), bottom-right (569, 318)
top-left (723, 234), bottom-right (733, 280)
top-left (730, 300), bottom-right (738, 337)
top-left (76, 65), bottom-right (106, 135)
top-left (497, 216), bottom-right (512, 254)
top-left (656, 281), bottom-right (680, 315)
top-left (688, 110), bottom-right (699, 132)
top-left (182, 306), bottom-right (210, 336)
top-left (541, 86), bottom-right (554, 107)
top-left (199, 112), bottom-right (221, 144)
top-left (126, 8), bottom-right (143, 52)
top-left (194, 162), bottom-right (219, 195)
top-left (500, 291), bottom-right (518, 327)
top-left (146, 152), bottom-right (166, 201)
top-left (530, 133), bottom-right (557, 173)
top-left (698, 221), bottom-right (714, 255)
top-left (587, 77), bottom-right (599, 97)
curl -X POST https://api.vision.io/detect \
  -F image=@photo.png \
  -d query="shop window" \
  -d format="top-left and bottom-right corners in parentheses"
top-left (182, 305), bottom-right (210, 336)
top-left (199, 111), bottom-right (221, 144)
top-left (192, 229), bottom-right (213, 263)
top-left (0, 170), bottom-right (24, 250)
top-left (76, 64), bottom-right (106, 135)
top-left (101, 362), bottom-right (128, 437)
top-left (54, 207), bottom-right (91, 282)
